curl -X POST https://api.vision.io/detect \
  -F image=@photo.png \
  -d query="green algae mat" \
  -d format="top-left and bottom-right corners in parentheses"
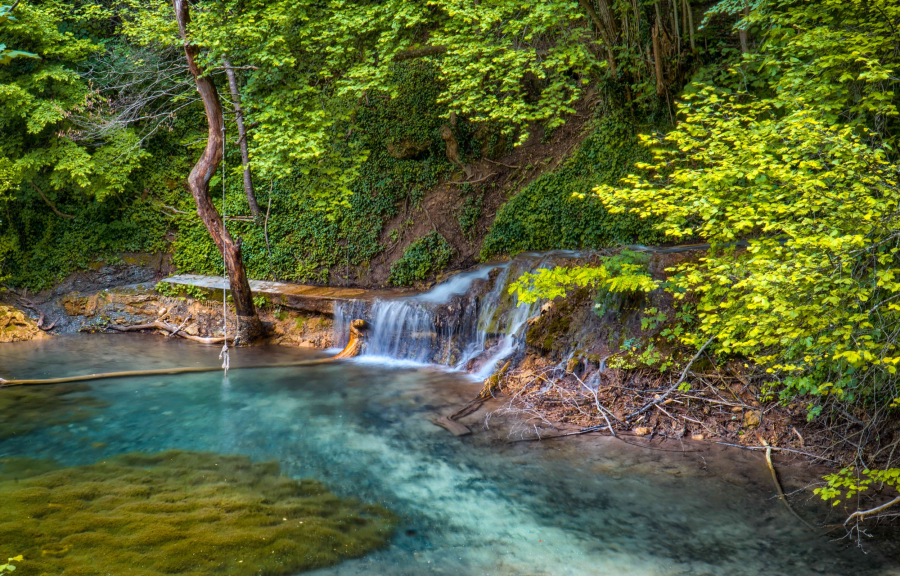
top-left (0, 450), bottom-right (396, 575)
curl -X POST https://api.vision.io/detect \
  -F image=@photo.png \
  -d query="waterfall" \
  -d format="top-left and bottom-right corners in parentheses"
top-left (333, 251), bottom-right (584, 377)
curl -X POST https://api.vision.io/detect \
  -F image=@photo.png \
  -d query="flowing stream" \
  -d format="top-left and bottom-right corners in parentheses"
top-left (0, 335), bottom-right (897, 575)
top-left (333, 251), bottom-right (583, 378)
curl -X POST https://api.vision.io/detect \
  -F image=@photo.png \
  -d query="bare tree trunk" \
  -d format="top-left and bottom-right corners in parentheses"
top-left (222, 58), bottom-right (262, 220)
top-left (739, 5), bottom-right (750, 54)
top-left (685, 0), bottom-right (695, 52)
top-left (172, 0), bottom-right (262, 344)
top-left (672, 0), bottom-right (680, 55)
top-left (577, 0), bottom-right (617, 76)
top-left (652, 23), bottom-right (665, 96)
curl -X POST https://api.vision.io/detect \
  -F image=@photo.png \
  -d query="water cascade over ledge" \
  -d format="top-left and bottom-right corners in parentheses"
top-left (333, 251), bottom-right (584, 378)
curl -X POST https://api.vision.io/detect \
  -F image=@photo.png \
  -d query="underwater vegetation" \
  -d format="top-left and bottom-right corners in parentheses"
top-left (0, 384), bottom-right (106, 440)
top-left (0, 450), bottom-right (397, 575)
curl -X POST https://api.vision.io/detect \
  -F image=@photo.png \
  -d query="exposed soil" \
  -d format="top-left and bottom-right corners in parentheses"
top-left (364, 97), bottom-right (597, 287)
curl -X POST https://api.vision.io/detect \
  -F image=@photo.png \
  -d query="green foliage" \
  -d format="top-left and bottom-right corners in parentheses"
top-left (598, 92), bottom-right (900, 407)
top-left (592, 0), bottom-right (900, 419)
top-left (0, 555), bottom-right (22, 574)
top-left (457, 192), bottom-right (482, 240)
top-left (172, 63), bottom-right (455, 285)
top-left (0, 3), bottom-right (38, 65)
top-left (388, 231), bottom-right (454, 286)
top-left (0, 1), bottom-right (167, 287)
top-left (509, 249), bottom-right (658, 305)
top-left (815, 467), bottom-right (900, 506)
top-left (481, 114), bottom-right (664, 259)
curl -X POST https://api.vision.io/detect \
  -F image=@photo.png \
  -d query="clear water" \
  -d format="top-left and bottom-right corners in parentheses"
top-left (1, 335), bottom-right (897, 576)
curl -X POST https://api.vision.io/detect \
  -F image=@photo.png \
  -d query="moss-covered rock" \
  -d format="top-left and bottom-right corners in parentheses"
top-left (0, 304), bottom-right (47, 343)
top-left (0, 384), bottom-right (107, 440)
top-left (0, 451), bottom-right (396, 576)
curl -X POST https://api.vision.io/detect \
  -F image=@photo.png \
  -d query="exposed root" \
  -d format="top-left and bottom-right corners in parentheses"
top-left (16, 298), bottom-right (57, 332)
top-left (759, 435), bottom-right (815, 529)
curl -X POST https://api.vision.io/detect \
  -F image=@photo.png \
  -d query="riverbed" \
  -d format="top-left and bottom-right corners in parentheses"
top-left (0, 334), bottom-right (896, 575)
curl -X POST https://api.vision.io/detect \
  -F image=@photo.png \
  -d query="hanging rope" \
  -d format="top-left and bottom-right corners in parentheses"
top-left (219, 121), bottom-right (230, 375)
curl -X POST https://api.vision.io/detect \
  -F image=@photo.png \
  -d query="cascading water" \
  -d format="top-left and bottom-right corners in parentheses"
top-left (333, 251), bottom-right (584, 377)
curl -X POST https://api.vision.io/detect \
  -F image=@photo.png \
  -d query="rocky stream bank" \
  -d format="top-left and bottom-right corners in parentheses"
top-left (1, 253), bottom-right (893, 530)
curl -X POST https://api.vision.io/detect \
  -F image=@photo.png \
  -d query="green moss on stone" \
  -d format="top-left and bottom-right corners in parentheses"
top-left (0, 450), bottom-right (396, 576)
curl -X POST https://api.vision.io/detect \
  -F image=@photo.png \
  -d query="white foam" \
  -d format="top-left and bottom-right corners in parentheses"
top-left (410, 263), bottom-right (506, 304)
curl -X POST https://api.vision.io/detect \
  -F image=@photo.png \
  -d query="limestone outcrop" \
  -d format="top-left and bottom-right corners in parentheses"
top-left (0, 305), bottom-right (48, 343)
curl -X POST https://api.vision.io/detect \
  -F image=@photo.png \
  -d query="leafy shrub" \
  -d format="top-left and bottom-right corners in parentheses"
top-left (508, 249), bottom-right (658, 306)
top-left (480, 113), bottom-right (664, 259)
top-left (388, 231), bottom-right (454, 286)
top-left (457, 193), bottom-right (483, 239)
top-left (171, 62), bottom-right (458, 286)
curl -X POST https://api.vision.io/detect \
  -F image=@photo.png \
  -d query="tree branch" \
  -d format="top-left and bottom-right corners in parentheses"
top-left (626, 335), bottom-right (715, 419)
top-left (29, 181), bottom-right (73, 219)
top-left (845, 496), bottom-right (900, 526)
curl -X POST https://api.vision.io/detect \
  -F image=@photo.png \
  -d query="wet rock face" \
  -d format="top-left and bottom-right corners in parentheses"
top-left (53, 284), bottom-right (334, 347)
top-left (0, 305), bottom-right (47, 343)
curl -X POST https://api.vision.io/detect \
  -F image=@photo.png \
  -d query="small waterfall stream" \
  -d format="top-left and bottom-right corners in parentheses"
top-left (333, 251), bottom-right (584, 378)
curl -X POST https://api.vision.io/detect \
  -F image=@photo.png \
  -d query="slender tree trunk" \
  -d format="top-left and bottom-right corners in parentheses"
top-left (172, 0), bottom-right (262, 344)
top-left (739, 5), bottom-right (750, 54)
top-left (577, 0), bottom-right (617, 76)
top-left (222, 58), bottom-right (262, 220)
top-left (685, 0), bottom-right (695, 52)
top-left (652, 23), bottom-right (665, 96)
top-left (672, 0), bottom-right (680, 55)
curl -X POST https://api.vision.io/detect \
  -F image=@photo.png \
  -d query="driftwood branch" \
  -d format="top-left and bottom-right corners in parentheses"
top-left (0, 320), bottom-right (368, 387)
top-left (166, 314), bottom-right (192, 338)
top-left (759, 436), bottom-right (815, 529)
top-left (107, 321), bottom-right (231, 344)
top-left (844, 496), bottom-right (900, 526)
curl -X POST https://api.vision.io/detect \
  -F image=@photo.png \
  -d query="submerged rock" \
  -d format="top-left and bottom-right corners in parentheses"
top-left (0, 304), bottom-right (47, 343)
top-left (0, 384), bottom-right (107, 440)
top-left (0, 450), bottom-right (396, 576)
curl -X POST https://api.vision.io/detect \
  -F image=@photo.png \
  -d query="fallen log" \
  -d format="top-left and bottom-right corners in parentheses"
top-left (0, 320), bottom-right (368, 387)
top-left (433, 360), bottom-right (512, 436)
top-left (107, 321), bottom-right (230, 345)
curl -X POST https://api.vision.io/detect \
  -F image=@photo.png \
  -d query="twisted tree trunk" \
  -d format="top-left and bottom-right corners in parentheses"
top-left (172, 0), bottom-right (262, 344)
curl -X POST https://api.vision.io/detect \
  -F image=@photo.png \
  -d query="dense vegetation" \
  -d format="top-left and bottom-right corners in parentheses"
top-left (481, 113), bottom-right (664, 259)
top-left (0, 0), bottom-right (694, 290)
top-left (4, 0), bottom-right (900, 526)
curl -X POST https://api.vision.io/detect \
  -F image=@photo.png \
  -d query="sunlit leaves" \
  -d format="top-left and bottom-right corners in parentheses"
top-left (509, 250), bottom-right (659, 305)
